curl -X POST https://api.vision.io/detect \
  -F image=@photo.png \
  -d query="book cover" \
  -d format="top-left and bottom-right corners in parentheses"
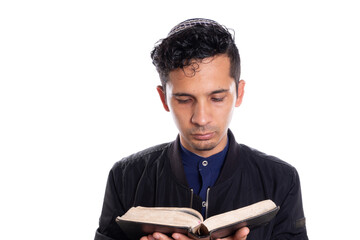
top-left (116, 200), bottom-right (279, 240)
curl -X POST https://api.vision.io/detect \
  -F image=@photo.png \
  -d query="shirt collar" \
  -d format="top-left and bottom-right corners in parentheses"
top-left (180, 137), bottom-right (229, 169)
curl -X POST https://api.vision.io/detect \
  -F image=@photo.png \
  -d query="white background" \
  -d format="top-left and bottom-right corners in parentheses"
top-left (1, 1), bottom-right (359, 239)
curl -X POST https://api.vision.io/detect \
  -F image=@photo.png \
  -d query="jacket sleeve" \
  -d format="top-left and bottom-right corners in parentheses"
top-left (271, 168), bottom-right (308, 240)
top-left (94, 167), bottom-right (130, 240)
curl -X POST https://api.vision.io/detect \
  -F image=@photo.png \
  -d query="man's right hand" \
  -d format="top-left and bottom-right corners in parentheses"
top-left (140, 232), bottom-right (192, 240)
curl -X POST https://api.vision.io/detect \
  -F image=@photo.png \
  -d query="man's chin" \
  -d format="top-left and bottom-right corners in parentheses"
top-left (191, 141), bottom-right (217, 152)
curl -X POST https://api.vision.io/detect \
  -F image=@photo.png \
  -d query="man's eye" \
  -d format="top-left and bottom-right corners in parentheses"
top-left (177, 98), bottom-right (192, 104)
top-left (212, 97), bottom-right (224, 102)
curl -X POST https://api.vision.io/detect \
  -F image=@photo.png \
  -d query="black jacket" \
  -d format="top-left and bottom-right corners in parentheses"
top-left (95, 130), bottom-right (308, 240)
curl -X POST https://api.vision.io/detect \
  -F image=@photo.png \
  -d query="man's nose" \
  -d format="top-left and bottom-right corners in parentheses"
top-left (191, 101), bottom-right (212, 126)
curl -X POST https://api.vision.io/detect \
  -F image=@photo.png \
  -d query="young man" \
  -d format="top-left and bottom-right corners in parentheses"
top-left (95, 19), bottom-right (308, 240)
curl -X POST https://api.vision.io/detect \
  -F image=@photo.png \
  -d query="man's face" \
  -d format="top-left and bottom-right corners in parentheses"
top-left (157, 54), bottom-right (245, 157)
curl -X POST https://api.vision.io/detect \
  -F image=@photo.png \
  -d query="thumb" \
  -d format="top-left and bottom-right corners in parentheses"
top-left (234, 227), bottom-right (250, 240)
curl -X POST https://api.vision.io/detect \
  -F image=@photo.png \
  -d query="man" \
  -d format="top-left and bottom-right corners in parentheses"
top-left (95, 18), bottom-right (308, 240)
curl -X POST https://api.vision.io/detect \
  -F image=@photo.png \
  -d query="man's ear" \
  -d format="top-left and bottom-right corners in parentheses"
top-left (156, 85), bottom-right (170, 112)
top-left (235, 80), bottom-right (246, 107)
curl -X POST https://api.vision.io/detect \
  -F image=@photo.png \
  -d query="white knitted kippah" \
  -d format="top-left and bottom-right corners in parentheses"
top-left (168, 18), bottom-right (221, 36)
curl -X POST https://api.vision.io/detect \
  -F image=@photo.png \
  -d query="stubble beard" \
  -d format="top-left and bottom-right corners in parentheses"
top-left (186, 126), bottom-right (223, 152)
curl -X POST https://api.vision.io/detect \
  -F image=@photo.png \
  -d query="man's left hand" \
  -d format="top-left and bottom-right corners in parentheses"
top-left (218, 227), bottom-right (249, 240)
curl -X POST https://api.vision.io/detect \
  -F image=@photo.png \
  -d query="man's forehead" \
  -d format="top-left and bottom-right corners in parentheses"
top-left (165, 75), bottom-right (235, 96)
top-left (166, 84), bottom-right (236, 100)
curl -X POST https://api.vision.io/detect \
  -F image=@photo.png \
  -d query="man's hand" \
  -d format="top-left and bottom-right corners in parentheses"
top-left (139, 227), bottom-right (250, 240)
top-left (139, 232), bottom-right (191, 240)
top-left (218, 227), bottom-right (250, 240)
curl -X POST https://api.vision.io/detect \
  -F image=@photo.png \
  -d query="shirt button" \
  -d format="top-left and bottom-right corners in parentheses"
top-left (202, 201), bottom-right (206, 207)
top-left (202, 160), bottom-right (208, 166)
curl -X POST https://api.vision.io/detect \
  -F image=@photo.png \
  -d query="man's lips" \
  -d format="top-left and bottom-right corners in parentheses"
top-left (191, 132), bottom-right (215, 140)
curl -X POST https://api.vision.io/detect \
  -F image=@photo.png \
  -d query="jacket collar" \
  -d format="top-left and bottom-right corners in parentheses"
top-left (167, 129), bottom-right (243, 187)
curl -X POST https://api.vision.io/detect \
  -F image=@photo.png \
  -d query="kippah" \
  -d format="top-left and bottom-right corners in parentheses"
top-left (168, 18), bottom-right (222, 36)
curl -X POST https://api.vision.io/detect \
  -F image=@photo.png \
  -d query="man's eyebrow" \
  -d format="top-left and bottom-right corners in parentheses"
top-left (211, 89), bottom-right (229, 94)
top-left (172, 92), bottom-right (194, 97)
top-left (172, 89), bottom-right (229, 97)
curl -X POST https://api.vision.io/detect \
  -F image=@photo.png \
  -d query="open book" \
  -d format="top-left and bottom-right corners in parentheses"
top-left (116, 199), bottom-right (279, 240)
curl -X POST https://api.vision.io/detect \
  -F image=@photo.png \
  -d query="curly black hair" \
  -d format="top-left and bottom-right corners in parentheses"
top-left (151, 18), bottom-right (240, 91)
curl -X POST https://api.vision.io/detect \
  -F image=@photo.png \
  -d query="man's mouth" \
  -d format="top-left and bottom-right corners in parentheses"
top-left (191, 132), bottom-right (215, 141)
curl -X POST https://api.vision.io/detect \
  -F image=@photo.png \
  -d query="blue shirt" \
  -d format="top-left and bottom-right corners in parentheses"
top-left (180, 140), bottom-right (229, 216)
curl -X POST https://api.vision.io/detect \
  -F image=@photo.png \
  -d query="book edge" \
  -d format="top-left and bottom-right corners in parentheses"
top-left (208, 206), bottom-right (280, 237)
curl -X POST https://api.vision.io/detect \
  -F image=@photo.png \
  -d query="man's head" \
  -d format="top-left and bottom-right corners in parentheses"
top-left (151, 18), bottom-right (241, 92)
top-left (151, 19), bottom-right (245, 157)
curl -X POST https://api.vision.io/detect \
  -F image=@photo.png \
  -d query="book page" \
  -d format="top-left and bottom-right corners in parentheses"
top-left (203, 200), bottom-right (276, 232)
top-left (119, 206), bottom-right (203, 228)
